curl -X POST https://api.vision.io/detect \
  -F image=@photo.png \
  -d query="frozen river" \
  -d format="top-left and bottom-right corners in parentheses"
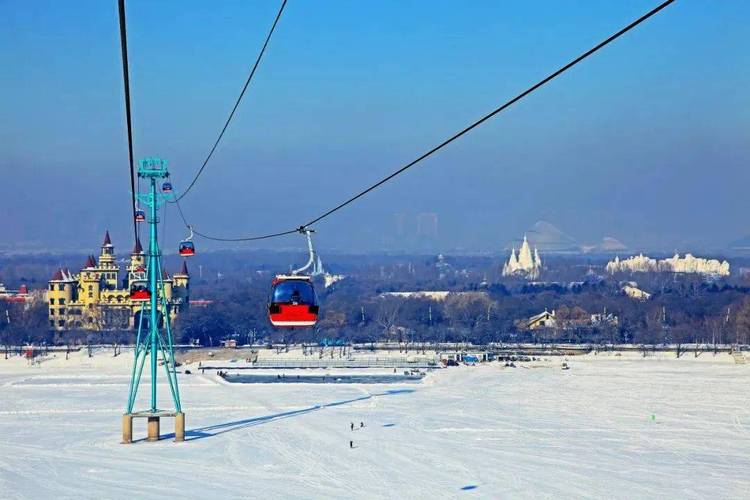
top-left (0, 350), bottom-right (748, 499)
top-left (224, 373), bottom-right (424, 384)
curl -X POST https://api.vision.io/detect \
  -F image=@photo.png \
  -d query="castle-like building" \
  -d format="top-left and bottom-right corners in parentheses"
top-left (502, 235), bottom-right (543, 279)
top-left (606, 253), bottom-right (730, 277)
top-left (47, 231), bottom-right (189, 331)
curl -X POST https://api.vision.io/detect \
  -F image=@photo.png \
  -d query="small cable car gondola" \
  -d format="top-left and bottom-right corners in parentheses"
top-left (268, 229), bottom-right (320, 327)
top-left (130, 284), bottom-right (150, 302)
top-left (179, 241), bottom-right (195, 256)
top-left (162, 182), bottom-right (173, 193)
top-left (129, 268), bottom-right (149, 301)
top-left (134, 209), bottom-right (145, 222)
top-left (179, 226), bottom-right (195, 257)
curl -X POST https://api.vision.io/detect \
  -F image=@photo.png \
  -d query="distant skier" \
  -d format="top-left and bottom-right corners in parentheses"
top-left (350, 422), bottom-right (354, 431)
top-left (360, 422), bottom-right (364, 428)
top-left (349, 440), bottom-right (353, 449)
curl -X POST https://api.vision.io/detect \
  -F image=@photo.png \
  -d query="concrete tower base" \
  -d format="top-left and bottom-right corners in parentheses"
top-left (175, 412), bottom-right (185, 442)
top-left (122, 414), bottom-right (132, 444)
top-left (121, 411), bottom-right (185, 444)
top-left (147, 416), bottom-right (160, 441)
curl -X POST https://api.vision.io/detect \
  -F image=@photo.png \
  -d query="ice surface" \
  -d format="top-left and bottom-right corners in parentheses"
top-left (1, 350), bottom-right (748, 499)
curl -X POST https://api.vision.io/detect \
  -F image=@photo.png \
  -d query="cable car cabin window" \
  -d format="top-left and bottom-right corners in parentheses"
top-left (272, 281), bottom-right (316, 305)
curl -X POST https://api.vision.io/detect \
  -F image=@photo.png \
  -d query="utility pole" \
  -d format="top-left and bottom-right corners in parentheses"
top-left (122, 157), bottom-right (183, 444)
top-left (724, 306), bottom-right (731, 346)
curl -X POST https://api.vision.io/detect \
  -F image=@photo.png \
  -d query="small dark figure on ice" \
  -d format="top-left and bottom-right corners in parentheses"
top-left (349, 440), bottom-right (353, 449)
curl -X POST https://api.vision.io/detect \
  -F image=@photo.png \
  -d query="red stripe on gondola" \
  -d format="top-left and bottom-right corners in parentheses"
top-left (269, 304), bottom-right (318, 327)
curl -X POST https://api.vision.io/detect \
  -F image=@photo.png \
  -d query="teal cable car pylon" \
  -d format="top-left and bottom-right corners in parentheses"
top-left (126, 157), bottom-right (181, 414)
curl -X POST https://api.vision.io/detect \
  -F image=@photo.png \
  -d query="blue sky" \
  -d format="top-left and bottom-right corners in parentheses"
top-left (1, 0), bottom-right (748, 253)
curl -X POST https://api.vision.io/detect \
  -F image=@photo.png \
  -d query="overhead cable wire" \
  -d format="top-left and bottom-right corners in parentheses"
top-left (173, 193), bottom-right (298, 241)
top-left (117, 0), bottom-right (138, 242)
top-left (171, 0), bottom-right (288, 203)
top-left (181, 0), bottom-right (676, 242)
top-left (194, 226), bottom-right (300, 242)
top-left (161, 192), bottom-right (167, 244)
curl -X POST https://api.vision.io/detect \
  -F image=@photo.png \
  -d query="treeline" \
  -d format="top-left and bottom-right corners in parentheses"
top-left (0, 300), bottom-right (135, 347)
top-left (172, 272), bottom-right (750, 346)
top-left (4, 253), bottom-right (750, 347)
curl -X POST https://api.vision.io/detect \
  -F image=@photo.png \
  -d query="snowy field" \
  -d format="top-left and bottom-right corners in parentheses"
top-left (1, 350), bottom-right (749, 499)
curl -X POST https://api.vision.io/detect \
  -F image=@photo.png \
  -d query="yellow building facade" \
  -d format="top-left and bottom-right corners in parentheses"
top-left (47, 231), bottom-right (189, 331)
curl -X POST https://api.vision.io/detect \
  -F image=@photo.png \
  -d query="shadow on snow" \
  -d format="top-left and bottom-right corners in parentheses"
top-left (160, 388), bottom-right (415, 441)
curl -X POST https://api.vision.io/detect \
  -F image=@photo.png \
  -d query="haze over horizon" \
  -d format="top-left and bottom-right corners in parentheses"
top-left (2, 1), bottom-right (748, 254)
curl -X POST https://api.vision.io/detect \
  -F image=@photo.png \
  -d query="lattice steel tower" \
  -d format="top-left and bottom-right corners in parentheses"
top-left (122, 157), bottom-right (184, 443)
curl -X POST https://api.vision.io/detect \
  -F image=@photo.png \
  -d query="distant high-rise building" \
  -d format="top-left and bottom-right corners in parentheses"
top-left (393, 212), bottom-right (407, 237)
top-left (417, 212), bottom-right (438, 238)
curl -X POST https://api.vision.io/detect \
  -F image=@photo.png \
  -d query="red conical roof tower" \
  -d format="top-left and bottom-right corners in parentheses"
top-left (51, 268), bottom-right (64, 281)
top-left (103, 230), bottom-right (112, 246)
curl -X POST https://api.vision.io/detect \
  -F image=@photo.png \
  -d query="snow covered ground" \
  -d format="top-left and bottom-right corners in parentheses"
top-left (1, 350), bottom-right (748, 499)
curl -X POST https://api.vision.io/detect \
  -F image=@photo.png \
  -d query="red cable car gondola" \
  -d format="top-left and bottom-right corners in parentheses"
top-left (134, 209), bottom-right (145, 222)
top-left (162, 182), bottom-right (173, 193)
top-left (130, 268), bottom-right (149, 302)
top-left (179, 226), bottom-right (195, 257)
top-left (268, 275), bottom-right (318, 327)
top-left (130, 285), bottom-right (150, 302)
top-left (268, 229), bottom-right (321, 328)
top-left (179, 241), bottom-right (195, 257)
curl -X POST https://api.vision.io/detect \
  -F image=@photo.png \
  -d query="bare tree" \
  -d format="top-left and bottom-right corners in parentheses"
top-left (375, 297), bottom-right (401, 338)
top-left (732, 299), bottom-right (750, 345)
top-left (704, 316), bottom-right (724, 347)
top-left (444, 293), bottom-right (495, 332)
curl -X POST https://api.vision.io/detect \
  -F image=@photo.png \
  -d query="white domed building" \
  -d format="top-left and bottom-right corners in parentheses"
top-left (502, 235), bottom-right (542, 279)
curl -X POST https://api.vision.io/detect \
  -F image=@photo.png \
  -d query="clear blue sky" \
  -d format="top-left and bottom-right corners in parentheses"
top-left (1, 0), bottom-right (748, 253)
